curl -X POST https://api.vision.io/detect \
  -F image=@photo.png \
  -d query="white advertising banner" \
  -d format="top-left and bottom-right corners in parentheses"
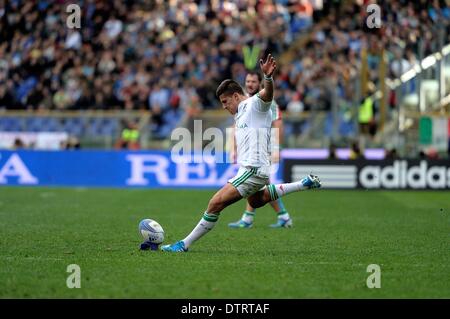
top-left (0, 132), bottom-right (69, 150)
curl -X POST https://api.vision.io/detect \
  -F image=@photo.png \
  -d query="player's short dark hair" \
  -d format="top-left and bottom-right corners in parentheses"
top-left (246, 71), bottom-right (262, 82)
top-left (216, 79), bottom-right (245, 98)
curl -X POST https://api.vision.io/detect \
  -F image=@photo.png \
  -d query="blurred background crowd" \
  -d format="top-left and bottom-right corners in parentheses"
top-left (0, 0), bottom-right (315, 112)
top-left (0, 0), bottom-right (449, 155)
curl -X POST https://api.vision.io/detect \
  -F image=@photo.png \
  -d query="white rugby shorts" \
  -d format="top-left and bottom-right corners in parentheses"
top-left (228, 166), bottom-right (270, 198)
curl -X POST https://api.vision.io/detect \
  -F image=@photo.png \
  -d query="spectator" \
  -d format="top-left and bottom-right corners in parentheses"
top-left (328, 143), bottom-right (337, 159)
top-left (0, 83), bottom-right (18, 109)
top-left (358, 87), bottom-right (376, 138)
top-left (390, 48), bottom-right (412, 78)
top-left (349, 141), bottom-right (363, 160)
top-left (61, 136), bottom-right (81, 150)
top-left (425, 148), bottom-right (439, 160)
top-left (286, 92), bottom-right (304, 114)
top-left (115, 121), bottom-right (140, 150)
top-left (149, 82), bottom-right (170, 111)
top-left (13, 138), bottom-right (26, 149)
top-left (385, 148), bottom-right (399, 159)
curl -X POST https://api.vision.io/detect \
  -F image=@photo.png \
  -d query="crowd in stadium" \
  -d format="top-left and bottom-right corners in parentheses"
top-left (0, 0), bottom-right (313, 110)
top-left (0, 0), bottom-right (449, 139)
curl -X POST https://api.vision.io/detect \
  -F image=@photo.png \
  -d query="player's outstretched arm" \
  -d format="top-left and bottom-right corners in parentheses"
top-left (257, 54), bottom-right (277, 103)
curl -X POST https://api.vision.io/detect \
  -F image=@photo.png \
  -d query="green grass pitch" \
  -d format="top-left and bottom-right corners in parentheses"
top-left (0, 187), bottom-right (449, 298)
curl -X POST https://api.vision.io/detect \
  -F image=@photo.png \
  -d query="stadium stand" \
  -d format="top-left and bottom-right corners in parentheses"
top-left (0, 0), bottom-right (449, 151)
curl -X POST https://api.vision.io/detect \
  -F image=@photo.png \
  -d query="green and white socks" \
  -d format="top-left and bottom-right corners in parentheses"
top-left (182, 212), bottom-right (218, 248)
top-left (241, 210), bottom-right (255, 224)
top-left (276, 209), bottom-right (290, 221)
top-left (240, 207), bottom-right (290, 224)
top-left (266, 182), bottom-right (307, 201)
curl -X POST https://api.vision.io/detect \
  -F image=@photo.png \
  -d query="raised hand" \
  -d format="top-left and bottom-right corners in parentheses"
top-left (259, 54), bottom-right (277, 77)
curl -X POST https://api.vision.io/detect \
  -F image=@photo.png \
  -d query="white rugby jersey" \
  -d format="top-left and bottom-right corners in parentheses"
top-left (234, 94), bottom-right (273, 167)
top-left (245, 92), bottom-right (280, 122)
top-left (270, 100), bottom-right (281, 122)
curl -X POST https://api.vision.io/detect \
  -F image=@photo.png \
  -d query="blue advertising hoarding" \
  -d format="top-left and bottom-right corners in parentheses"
top-left (0, 150), bottom-right (283, 188)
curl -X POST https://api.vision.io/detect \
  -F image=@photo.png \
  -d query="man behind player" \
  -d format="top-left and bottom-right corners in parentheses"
top-left (161, 54), bottom-right (321, 252)
top-left (228, 71), bottom-right (292, 228)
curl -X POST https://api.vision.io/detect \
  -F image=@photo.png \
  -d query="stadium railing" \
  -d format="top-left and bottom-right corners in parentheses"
top-left (0, 108), bottom-right (335, 150)
top-left (0, 110), bottom-right (149, 149)
top-left (369, 42), bottom-right (450, 158)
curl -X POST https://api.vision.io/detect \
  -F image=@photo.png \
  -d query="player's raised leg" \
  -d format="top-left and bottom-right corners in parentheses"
top-left (247, 174), bottom-right (321, 209)
top-left (161, 183), bottom-right (242, 252)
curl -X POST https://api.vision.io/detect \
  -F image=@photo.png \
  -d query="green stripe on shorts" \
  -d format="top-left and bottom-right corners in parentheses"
top-left (231, 171), bottom-right (250, 186)
top-left (232, 170), bottom-right (253, 187)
